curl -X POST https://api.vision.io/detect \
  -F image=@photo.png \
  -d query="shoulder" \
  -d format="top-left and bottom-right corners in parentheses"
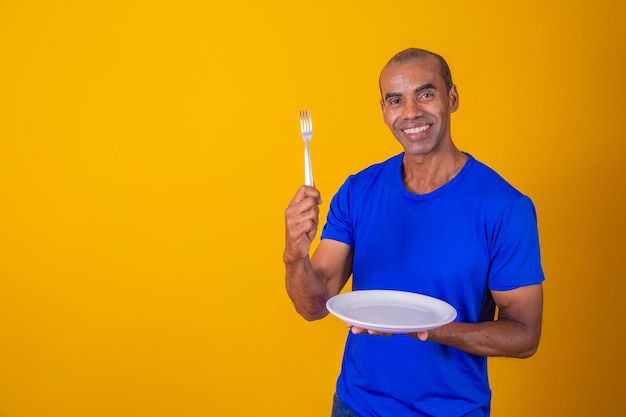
top-left (459, 155), bottom-right (539, 225)
top-left (464, 155), bottom-right (525, 200)
top-left (329, 154), bottom-right (401, 213)
top-left (345, 153), bottom-right (402, 189)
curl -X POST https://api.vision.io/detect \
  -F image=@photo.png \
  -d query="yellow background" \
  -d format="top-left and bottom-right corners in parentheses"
top-left (0, 0), bottom-right (624, 416)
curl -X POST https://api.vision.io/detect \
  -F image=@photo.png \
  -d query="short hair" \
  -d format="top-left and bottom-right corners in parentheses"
top-left (382, 48), bottom-right (454, 92)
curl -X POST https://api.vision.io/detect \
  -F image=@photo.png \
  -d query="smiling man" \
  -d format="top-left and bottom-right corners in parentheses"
top-left (283, 48), bottom-right (544, 417)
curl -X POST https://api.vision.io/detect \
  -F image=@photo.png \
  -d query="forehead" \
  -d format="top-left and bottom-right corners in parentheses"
top-left (380, 57), bottom-right (444, 93)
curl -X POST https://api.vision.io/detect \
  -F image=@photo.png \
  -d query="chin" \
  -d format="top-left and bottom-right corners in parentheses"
top-left (403, 142), bottom-right (436, 156)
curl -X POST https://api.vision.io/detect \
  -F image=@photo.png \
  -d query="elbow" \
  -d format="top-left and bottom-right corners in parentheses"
top-left (300, 310), bottom-right (328, 321)
top-left (516, 345), bottom-right (538, 359)
top-left (289, 293), bottom-right (329, 321)
top-left (295, 303), bottom-right (329, 321)
top-left (514, 336), bottom-right (541, 359)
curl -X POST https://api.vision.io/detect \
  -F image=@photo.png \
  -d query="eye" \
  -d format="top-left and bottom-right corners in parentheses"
top-left (389, 98), bottom-right (402, 106)
top-left (419, 92), bottom-right (435, 101)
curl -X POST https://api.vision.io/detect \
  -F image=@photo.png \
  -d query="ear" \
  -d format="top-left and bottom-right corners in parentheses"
top-left (449, 85), bottom-right (459, 113)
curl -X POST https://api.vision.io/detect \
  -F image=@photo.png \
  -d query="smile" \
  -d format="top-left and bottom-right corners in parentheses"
top-left (403, 125), bottom-right (430, 134)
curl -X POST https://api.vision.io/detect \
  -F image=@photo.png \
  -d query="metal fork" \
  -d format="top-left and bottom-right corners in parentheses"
top-left (299, 109), bottom-right (314, 186)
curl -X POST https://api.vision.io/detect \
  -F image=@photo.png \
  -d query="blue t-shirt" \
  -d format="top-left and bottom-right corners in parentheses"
top-left (321, 153), bottom-right (544, 417)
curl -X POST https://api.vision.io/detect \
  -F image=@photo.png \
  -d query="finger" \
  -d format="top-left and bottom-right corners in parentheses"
top-left (289, 185), bottom-right (322, 206)
top-left (285, 210), bottom-right (319, 239)
top-left (300, 185), bottom-right (322, 205)
top-left (286, 201), bottom-right (319, 233)
top-left (350, 326), bottom-right (366, 335)
top-left (367, 330), bottom-right (393, 336)
top-left (285, 195), bottom-right (321, 222)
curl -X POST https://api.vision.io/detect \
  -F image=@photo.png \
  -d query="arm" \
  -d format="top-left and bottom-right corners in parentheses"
top-left (414, 283), bottom-right (544, 358)
top-left (284, 185), bottom-right (353, 321)
top-left (351, 284), bottom-right (543, 358)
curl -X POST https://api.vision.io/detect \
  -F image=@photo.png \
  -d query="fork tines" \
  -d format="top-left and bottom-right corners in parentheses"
top-left (299, 109), bottom-right (312, 137)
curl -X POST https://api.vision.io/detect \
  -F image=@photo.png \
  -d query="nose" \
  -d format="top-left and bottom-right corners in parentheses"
top-left (403, 99), bottom-right (423, 119)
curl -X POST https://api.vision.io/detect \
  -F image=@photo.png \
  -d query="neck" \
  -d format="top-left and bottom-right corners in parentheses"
top-left (402, 149), bottom-right (468, 194)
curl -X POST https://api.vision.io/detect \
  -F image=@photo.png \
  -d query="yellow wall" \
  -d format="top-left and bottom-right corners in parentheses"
top-left (0, 0), bottom-right (624, 416)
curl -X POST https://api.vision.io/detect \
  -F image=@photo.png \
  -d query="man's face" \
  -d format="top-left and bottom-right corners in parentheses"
top-left (379, 57), bottom-right (458, 157)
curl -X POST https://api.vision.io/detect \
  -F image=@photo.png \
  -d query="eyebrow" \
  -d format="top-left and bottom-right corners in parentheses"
top-left (416, 83), bottom-right (436, 92)
top-left (384, 83), bottom-right (437, 100)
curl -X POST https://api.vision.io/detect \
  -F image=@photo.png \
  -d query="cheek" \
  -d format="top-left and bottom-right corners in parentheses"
top-left (382, 110), bottom-right (396, 128)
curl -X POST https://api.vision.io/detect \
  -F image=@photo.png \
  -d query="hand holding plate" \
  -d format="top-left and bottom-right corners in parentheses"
top-left (349, 324), bottom-right (393, 337)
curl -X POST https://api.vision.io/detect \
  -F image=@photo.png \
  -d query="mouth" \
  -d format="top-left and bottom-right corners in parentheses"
top-left (402, 125), bottom-right (431, 135)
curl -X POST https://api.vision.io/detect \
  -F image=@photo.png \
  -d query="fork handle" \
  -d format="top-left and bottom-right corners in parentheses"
top-left (304, 142), bottom-right (313, 186)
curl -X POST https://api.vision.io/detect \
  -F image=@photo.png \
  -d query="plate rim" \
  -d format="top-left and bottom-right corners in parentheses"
top-left (326, 289), bottom-right (457, 333)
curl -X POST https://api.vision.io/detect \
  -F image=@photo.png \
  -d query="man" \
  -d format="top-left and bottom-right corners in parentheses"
top-left (283, 48), bottom-right (544, 417)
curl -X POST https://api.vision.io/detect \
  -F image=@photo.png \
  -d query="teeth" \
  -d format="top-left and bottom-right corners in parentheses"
top-left (403, 125), bottom-right (429, 134)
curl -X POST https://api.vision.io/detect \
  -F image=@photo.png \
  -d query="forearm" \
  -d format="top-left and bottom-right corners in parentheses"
top-left (284, 254), bottom-right (330, 321)
top-left (418, 318), bottom-right (541, 358)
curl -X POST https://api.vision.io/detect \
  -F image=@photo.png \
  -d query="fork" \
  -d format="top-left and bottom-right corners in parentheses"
top-left (299, 109), bottom-right (314, 186)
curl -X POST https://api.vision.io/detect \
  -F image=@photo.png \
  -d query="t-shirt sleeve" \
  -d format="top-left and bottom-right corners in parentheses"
top-left (488, 195), bottom-right (545, 291)
top-left (320, 177), bottom-right (355, 247)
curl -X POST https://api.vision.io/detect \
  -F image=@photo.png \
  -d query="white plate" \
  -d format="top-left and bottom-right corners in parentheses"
top-left (326, 290), bottom-right (457, 333)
